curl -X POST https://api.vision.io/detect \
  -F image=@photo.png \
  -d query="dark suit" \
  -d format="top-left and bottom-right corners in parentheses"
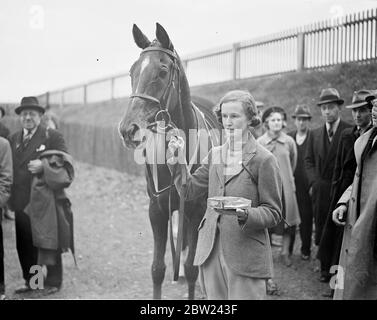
top-left (288, 130), bottom-right (314, 256)
top-left (304, 119), bottom-right (352, 252)
top-left (317, 125), bottom-right (372, 275)
top-left (8, 125), bottom-right (67, 286)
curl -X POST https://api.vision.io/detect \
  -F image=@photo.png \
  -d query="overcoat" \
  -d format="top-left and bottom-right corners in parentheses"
top-left (0, 137), bottom-right (12, 208)
top-left (317, 126), bottom-right (368, 271)
top-left (304, 120), bottom-right (352, 244)
top-left (8, 125), bottom-right (67, 212)
top-left (24, 150), bottom-right (74, 255)
top-left (258, 131), bottom-right (300, 228)
top-left (169, 137), bottom-right (282, 278)
top-left (334, 127), bottom-right (377, 300)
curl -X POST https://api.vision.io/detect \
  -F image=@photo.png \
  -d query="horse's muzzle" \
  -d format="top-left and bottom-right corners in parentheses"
top-left (120, 123), bottom-right (144, 148)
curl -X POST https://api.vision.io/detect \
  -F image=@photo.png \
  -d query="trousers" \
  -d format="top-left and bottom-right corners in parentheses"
top-left (199, 231), bottom-right (266, 300)
top-left (15, 210), bottom-right (63, 287)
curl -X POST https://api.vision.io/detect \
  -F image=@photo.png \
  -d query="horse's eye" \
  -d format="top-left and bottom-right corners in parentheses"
top-left (159, 68), bottom-right (168, 78)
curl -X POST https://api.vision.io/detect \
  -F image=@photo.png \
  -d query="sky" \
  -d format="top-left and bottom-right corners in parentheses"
top-left (1, 0), bottom-right (377, 102)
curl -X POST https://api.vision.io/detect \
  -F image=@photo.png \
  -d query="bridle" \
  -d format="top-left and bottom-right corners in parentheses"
top-left (129, 46), bottom-right (181, 132)
top-left (129, 45), bottom-right (185, 281)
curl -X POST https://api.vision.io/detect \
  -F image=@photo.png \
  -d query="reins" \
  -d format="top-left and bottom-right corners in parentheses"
top-left (129, 46), bottom-right (185, 281)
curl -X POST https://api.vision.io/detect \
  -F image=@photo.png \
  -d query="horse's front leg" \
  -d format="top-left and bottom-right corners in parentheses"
top-left (149, 197), bottom-right (168, 299)
top-left (184, 202), bottom-right (202, 300)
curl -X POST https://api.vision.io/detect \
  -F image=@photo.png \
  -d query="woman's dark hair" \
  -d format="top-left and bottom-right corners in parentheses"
top-left (213, 90), bottom-right (261, 127)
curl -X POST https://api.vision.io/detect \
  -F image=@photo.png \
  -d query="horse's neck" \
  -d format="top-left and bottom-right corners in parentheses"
top-left (171, 73), bottom-right (196, 133)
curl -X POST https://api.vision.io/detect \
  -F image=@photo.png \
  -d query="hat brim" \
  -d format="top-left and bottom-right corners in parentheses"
top-left (292, 114), bottom-right (312, 119)
top-left (345, 101), bottom-right (370, 109)
top-left (15, 105), bottom-right (45, 115)
top-left (317, 99), bottom-right (344, 106)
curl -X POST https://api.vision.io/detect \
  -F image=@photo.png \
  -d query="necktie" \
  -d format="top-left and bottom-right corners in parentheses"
top-left (22, 130), bottom-right (33, 148)
top-left (328, 125), bottom-right (334, 142)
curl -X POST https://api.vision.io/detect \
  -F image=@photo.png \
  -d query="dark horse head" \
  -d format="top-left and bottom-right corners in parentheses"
top-left (119, 23), bottom-right (194, 149)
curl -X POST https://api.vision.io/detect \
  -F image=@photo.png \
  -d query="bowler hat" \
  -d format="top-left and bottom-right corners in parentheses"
top-left (262, 106), bottom-right (287, 123)
top-left (292, 105), bottom-right (312, 119)
top-left (345, 90), bottom-right (374, 109)
top-left (15, 96), bottom-right (45, 115)
top-left (317, 88), bottom-right (344, 106)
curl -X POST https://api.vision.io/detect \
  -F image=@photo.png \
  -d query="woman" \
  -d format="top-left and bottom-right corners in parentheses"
top-left (258, 107), bottom-right (300, 266)
top-left (168, 90), bottom-right (282, 300)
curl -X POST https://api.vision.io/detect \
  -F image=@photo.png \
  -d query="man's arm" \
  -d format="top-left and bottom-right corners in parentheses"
top-left (0, 138), bottom-right (13, 207)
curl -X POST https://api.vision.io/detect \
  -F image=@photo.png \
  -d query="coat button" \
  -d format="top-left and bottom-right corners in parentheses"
top-left (351, 197), bottom-right (356, 202)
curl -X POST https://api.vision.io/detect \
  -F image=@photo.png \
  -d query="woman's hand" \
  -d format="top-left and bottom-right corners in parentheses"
top-left (168, 135), bottom-right (184, 154)
top-left (236, 208), bottom-right (249, 223)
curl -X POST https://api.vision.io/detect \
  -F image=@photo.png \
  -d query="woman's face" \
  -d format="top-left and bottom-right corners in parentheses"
top-left (267, 112), bottom-right (283, 133)
top-left (221, 101), bottom-right (249, 140)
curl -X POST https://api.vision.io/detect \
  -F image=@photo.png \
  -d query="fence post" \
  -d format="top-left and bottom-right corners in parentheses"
top-left (83, 84), bottom-right (87, 106)
top-left (297, 32), bottom-right (305, 71)
top-left (232, 42), bottom-right (240, 80)
top-left (111, 77), bottom-right (115, 101)
top-left (61, 90), bottom-right (65, 108)
top-left (45, 91), bottom-right (50, 107)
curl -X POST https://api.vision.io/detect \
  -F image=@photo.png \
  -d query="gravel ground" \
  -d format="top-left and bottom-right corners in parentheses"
top-left (3, 161), bottom-right (331, 300)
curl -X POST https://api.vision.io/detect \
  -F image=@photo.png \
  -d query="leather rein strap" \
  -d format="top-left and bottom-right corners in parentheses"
top-left (129, 46), bottom-right (185, 281)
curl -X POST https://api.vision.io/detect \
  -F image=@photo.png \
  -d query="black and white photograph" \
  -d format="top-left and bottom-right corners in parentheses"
top-left (1, 0), bottom-right (377, 303)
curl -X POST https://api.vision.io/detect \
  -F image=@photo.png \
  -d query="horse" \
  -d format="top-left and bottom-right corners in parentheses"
top-left (118, 23), bottom-right (221, 300)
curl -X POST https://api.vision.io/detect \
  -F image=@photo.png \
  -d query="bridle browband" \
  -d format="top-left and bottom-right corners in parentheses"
top-left (129, 46), bottom-right (181, 131)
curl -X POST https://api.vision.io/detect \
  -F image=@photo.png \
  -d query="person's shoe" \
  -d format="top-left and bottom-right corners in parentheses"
top-left (301, 254), bottom-right (310, 261)
top-left (281, 254), bottom-right (292, 267)
top-left (322, 289), bottom-right (334, 298)
top-left (41, 286), bottom-right (60, 296)
top-left (14, 283), bottom-right (32, 294)
top-left (266, 279), bottom-right (281, 296)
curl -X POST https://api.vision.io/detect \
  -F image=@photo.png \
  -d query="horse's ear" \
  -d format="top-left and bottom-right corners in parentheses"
top-left (155, 23), bottom-right (174, 51)
top-left (132, 24), bottom-right (151, 49)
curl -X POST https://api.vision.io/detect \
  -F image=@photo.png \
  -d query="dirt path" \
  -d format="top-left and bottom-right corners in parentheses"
top-left (3, 161), bottom-right (331, 299)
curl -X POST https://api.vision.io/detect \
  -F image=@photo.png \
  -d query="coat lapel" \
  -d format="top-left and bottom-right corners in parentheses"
top-left (317, 126), bottom-right (327, 164)
top-left (225, 138), bottom-right (257, 185)
top-left (215, 143), bottom-right (226, 187)
top-left (354, 127), bottom-right (374, 166)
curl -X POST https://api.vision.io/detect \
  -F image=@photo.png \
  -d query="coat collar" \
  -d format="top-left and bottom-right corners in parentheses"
top-left (261, 131), bottom-right (289, 145)
top-left (354, 126), bottom-right (377, 165)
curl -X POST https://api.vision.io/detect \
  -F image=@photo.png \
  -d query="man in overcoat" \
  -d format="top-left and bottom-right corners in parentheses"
top-left (304, 88), bottom-right (352, 282)
top-left (8, 96), bottom-right (67, 295)
top-left (0, 136), bottom-right (13, 299)
top-left (332, 92), bottom-right (377, 299)
top-left (318, 89), bottom-right (373, 296)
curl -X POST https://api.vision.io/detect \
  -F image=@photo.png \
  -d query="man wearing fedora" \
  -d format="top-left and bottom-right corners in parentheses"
top-left (288, 105), bottom-right (314, 261)
top-left (332, 91), bottom-right (377, 299)
top-left (8, 96), bottom-right (67, 295)
top-left (318, 89), bottom-right (373, 297)
top-left (305, 88), bottom-right (352, 283)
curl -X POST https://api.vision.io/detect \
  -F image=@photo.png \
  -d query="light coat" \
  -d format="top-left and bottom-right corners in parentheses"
top-left (169, 137), bottom-right (282, 278)
top-left (258, 131), bottom-right (300, 227)
top-left (334, 127), bottom-right (377, 300)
